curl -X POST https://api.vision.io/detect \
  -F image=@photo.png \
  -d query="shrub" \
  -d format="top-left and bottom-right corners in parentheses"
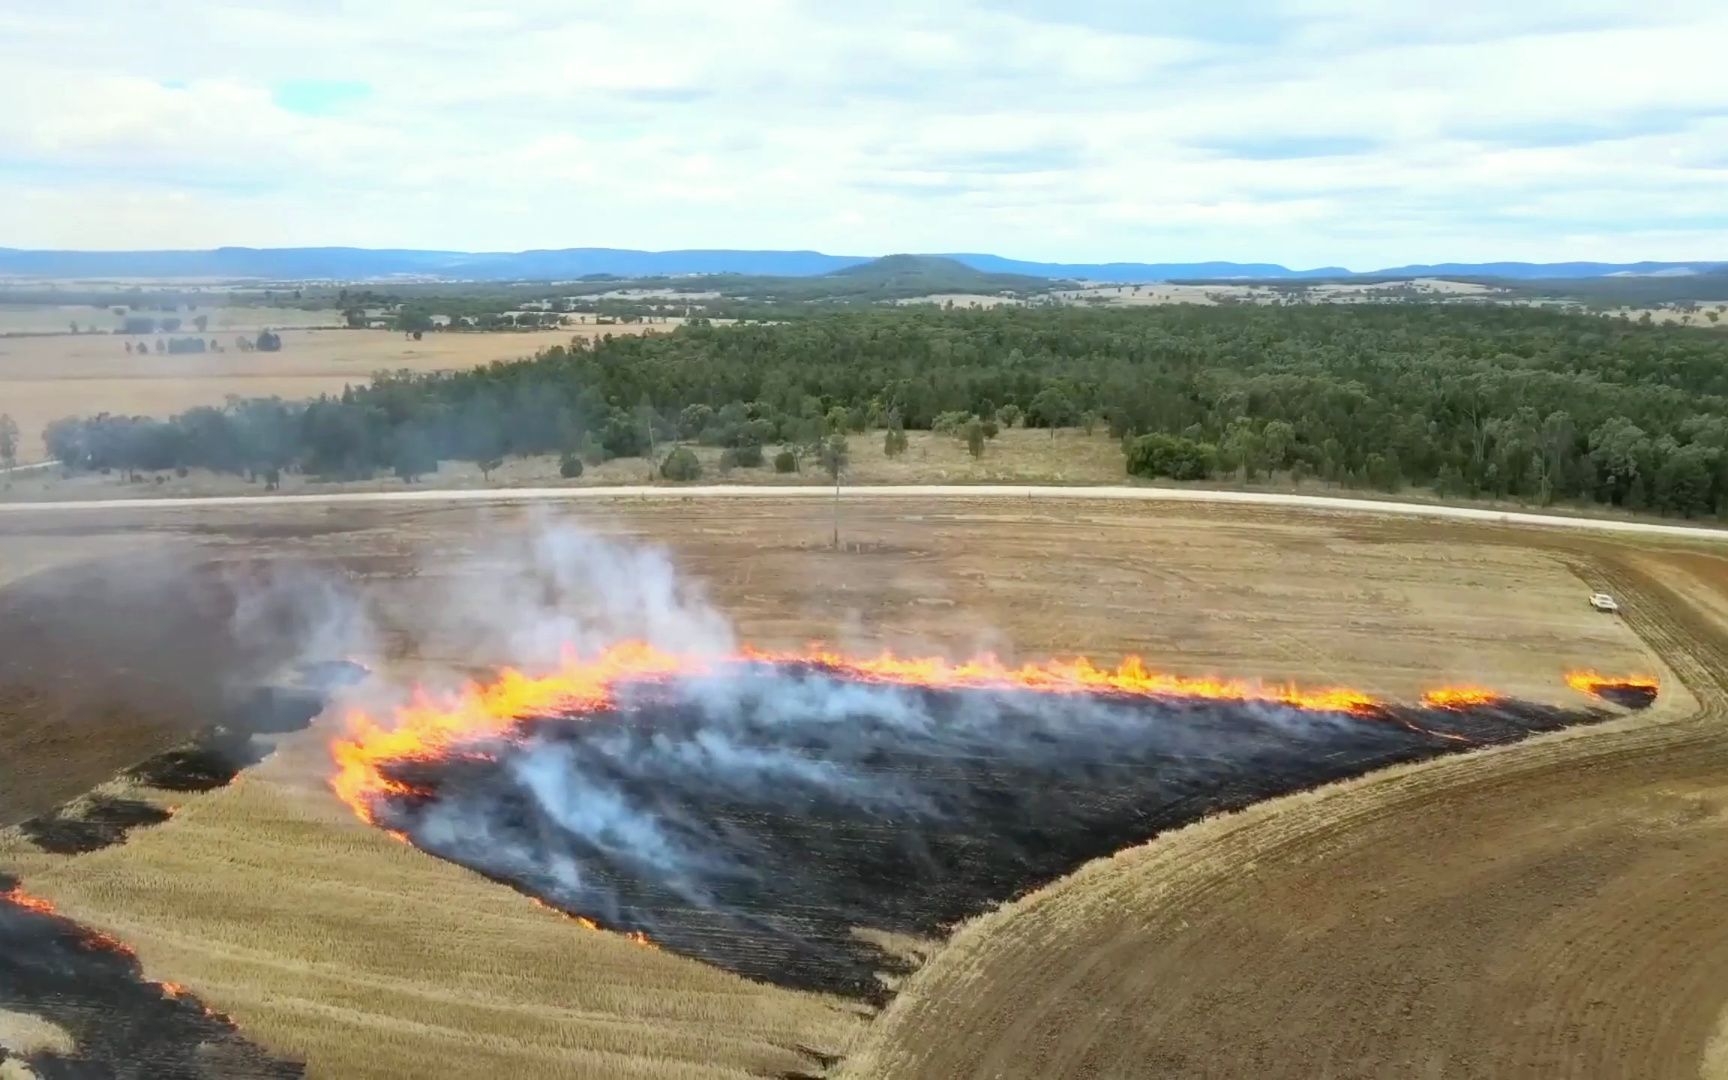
top-left (600, 414), bottom-right (649, 459)
top-left (932, 410), bottom-right (972, 435)
top-left (773, 449), bottom-right (797, 473)
top-left (559, 453), bottom-right (584, 479)
top-left (732, 442), bottom-right (764, 468)
top-left (1126, 433), bottom-right (1215, 481)
top-left (660, 446), bottom-right (701, 481)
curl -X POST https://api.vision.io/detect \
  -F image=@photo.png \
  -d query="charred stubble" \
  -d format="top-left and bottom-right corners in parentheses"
top-left (366, 664), bottom-right (1601, 999)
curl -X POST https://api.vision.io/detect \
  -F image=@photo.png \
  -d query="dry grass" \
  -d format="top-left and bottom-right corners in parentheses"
top-left (0, 1010), bottom-right (75, 1057)
top-left (0, 498), bottom-right (1672, 1078)
top-left (4, 428), bottom-right (1133, 502)
top-left (1705, 1013), bottom-right (1728, 1080)
top-left (0, 327), bottom-right (660, 462)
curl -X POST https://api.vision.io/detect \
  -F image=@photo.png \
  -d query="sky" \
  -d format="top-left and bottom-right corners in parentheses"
top-left (2, 0), bottom-right (1726, 268)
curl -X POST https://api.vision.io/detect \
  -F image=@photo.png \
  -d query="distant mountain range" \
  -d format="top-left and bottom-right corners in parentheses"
top-left (0, 245), bottom-right (1720, 284)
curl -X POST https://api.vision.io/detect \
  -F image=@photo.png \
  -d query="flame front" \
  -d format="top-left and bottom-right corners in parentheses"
top-left (4, 884), bottom-right (135, 958)
top-left (2, 885), bottom-right (231, 1015)
top-left (3, 885), bottom-right (58, 918)
top-left (1565, 670), bottom-right (1660, 696)
top-left (324, 645), bottom-right (1574, 946)
top-left (329, 641), bottom-right (1495, 824)
top-left (1421, 686), bottom-right (1503, 709)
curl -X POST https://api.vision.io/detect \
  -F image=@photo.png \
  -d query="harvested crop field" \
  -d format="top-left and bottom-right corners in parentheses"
top-left (0, 494), bottom-right (1719, 1078)
top-left (842, 541), bottom-right (1728, 1080)
top-left (0, 326), bottom-right (660, 462)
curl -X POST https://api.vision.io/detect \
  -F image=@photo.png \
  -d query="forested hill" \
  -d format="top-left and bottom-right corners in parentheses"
top-left (40, 304), bottom-right (1728, 518)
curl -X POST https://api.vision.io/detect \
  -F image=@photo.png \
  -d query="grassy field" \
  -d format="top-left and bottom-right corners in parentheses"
top-left (0, 327), bottom-right (658, 463)
top-left (0, 496), bottom-right (1673, 1078)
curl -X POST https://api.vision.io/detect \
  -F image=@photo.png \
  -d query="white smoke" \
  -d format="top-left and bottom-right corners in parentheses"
top-left (426, 513), bottom-right (736, 672)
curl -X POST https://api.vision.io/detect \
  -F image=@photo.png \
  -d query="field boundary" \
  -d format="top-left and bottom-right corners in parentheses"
top-left (5, 482), bottom-right (1728, 542)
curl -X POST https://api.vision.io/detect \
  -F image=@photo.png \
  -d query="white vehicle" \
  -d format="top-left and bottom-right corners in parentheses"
top-left (1589, 592), bottom-right (1620, 613)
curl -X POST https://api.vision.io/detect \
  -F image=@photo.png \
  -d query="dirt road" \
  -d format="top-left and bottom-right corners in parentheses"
top-left (841, 542), bottom-right (1728, 1079)
top-left (4, 483), bottom-right (1727, 543)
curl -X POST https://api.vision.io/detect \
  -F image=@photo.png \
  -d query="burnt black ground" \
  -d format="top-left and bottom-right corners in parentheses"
top-left (0, 874), bottom-right (303, 1080)
top-left (373, 664), bottom-right (1602, 1000)
top-left (20, 798), bottom-right (173, 855)
top-left (1590, 683), bottom-right (1659, 709)
top-left (0, 677), bottom-right (345, 1075)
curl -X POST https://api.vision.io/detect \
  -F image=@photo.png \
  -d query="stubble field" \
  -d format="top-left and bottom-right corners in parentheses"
top-left (1, 495), bottom-right (1723, 1078)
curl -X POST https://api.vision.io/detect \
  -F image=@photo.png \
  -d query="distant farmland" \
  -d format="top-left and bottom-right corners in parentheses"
top-left (0, 327), bottom-right (658, 462)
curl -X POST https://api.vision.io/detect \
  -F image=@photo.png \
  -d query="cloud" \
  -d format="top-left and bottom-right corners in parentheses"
top-left (0, 0), bottom-right (1724, 266)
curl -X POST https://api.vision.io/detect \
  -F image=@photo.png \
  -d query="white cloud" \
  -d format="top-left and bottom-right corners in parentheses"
top-left (0, 0), bottom-right (1724, 266)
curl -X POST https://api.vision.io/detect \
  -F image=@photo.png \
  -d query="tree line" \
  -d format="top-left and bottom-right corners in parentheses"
top-left (37, 304), bottom-right (1728, 516)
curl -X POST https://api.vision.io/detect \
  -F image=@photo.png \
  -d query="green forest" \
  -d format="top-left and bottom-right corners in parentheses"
top-left (37, 304), bottom-right (1728, 517)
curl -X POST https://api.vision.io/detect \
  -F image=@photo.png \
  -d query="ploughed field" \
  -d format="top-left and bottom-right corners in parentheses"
top-left (0, 497), bottom-right (1691, 1079)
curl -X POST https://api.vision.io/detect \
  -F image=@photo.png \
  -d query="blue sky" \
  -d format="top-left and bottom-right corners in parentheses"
top-left (0, 0), bottom-right (1724, 267)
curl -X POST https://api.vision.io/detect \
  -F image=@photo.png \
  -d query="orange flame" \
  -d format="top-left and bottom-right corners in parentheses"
top-left (3, 885), bottom-right (57, 917)
top-left (531, 896), bottom-right (655, 947)
top-left (3, 885), bottom-right (232, 1017)
top-left (1421, 686), bottom-right (1503, 709)
top-left (1565, 670), bottom-right (1659, 696)
top-left (326, 641), bottom-right (1524, 830)
top-left (4, 885), bottom-right (132, 957)
top-left (329, 643), bottom-right (1421, 824)
top-left (333, 643), bottom-right (1499, 947)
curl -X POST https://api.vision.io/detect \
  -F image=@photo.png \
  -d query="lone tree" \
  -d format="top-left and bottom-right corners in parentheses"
top-left (0, 413), bottom-right (18, 471)
top-left (883, 409), bottom-right (908, 457)
top-left (817, 434), bottom-right (848, 547)
top-left (817, 433), bottom-right (848, 483)
top-left (965, 417), bottom-right (986, 459)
